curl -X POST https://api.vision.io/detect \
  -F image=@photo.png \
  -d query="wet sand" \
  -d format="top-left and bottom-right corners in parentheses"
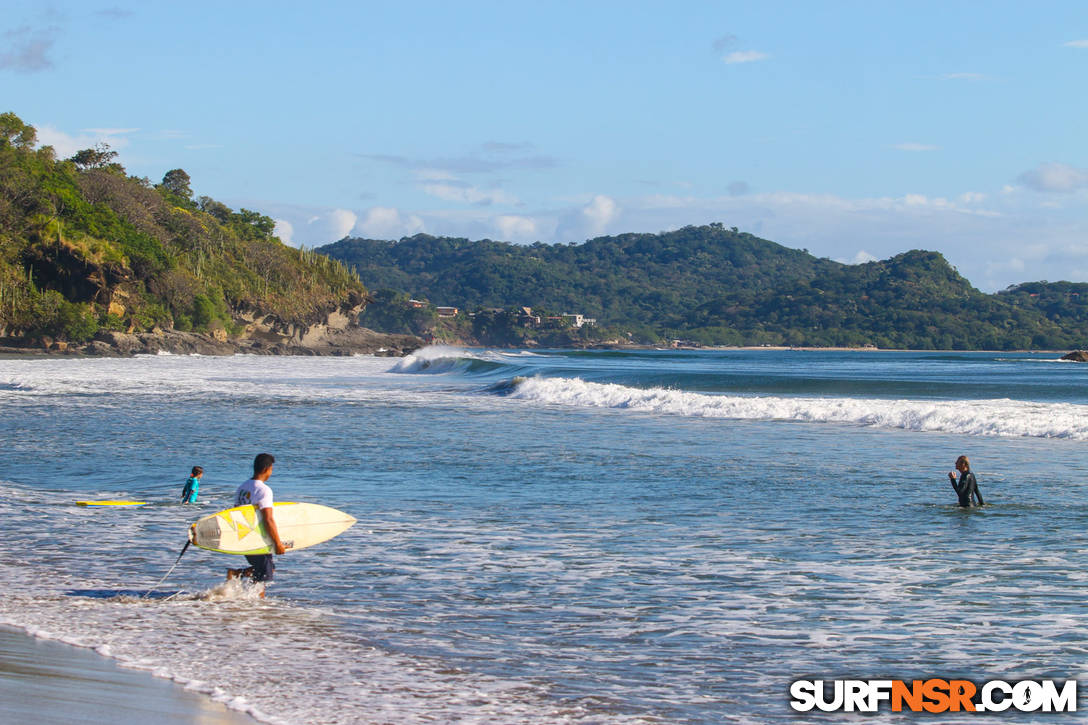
top-left (0, 626), bottom-right (256, 725)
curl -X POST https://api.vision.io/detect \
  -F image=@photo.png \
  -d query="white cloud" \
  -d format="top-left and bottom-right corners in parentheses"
top-left (327, 209), bottom-right (359, 240)
top-left (1064, 39), bottom-right (1088, 48)
top-left (356, 207), bottom-right (424, 239)
top-left (273, 219), bottom-right (294, 245)
top-left (250, 203), bottom-right (425, 246)
top-left (723, 50), bottom-right (769, 64)
top-left (583, 195), bottom-right (620, 234)
top-left (1017, 162), bottom-right (1088, 193)
top-left (892, 142), bottom-right (939, 152)
top-left (279, 208), bottom-right (358, 246)
top-left (35, 125), bottom-right (135, 157)
top-left (494, 215), bottom-right (538, 241)
top-left (421, 182), bottom-right (519, 206)
top-left (844, 250), bottom-right (878, 264)
top-left (552, 194), bottom-right (621, 241)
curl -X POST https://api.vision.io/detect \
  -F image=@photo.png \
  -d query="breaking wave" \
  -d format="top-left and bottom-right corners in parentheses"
top-left (503, 376), bottom-right (1088, 440)
top-left (390, 346), bottom-right (521, 376)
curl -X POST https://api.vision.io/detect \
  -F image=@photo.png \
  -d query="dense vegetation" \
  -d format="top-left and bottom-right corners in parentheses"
top-left (359, 290), bottom-right (614, 347)
top-left (323, 227), bottom-right (1088, 349)
top-left (0, 112), bottom-right (365, 342)
top-left (997, 281), bottom-right (1088, 328)
top-left (359, 289), bottom-right (437, 337)
top-left (324, 225), bottom-right (826, 326)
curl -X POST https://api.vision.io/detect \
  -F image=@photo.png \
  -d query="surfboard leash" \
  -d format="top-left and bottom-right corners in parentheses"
top-left (142, 539), bottom-right (191, 599)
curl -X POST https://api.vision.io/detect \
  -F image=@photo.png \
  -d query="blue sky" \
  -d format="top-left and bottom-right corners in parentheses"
top-left (3, 1), bottom-right (1087, 290)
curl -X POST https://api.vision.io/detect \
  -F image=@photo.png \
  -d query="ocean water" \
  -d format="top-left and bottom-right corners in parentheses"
top-left (1, 347), bottom-right (1086, 724)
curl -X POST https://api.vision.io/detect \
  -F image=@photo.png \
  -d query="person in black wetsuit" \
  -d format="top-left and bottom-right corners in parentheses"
top-left (948, 455), bottom-right (984, 507)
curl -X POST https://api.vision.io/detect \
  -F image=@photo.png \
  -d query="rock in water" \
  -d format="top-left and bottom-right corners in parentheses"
top-left (1060, 350), bottom-right (1088, 362)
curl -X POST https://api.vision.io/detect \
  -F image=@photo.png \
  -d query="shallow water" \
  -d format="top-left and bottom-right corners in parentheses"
top-left (0, 349), bottom-right (1086, 723)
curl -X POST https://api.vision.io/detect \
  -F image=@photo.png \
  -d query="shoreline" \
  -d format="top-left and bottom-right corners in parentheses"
top-left (0, 625), bottom-right (257, 725)
top-left (686, 345), bottom-right (1077, 353)
top-left (0, 326), bottom-right (424, 358)
top-left (0, 340), bottom-right (1078, 357)
top-left (496, 342), bottom-right (1077, 354)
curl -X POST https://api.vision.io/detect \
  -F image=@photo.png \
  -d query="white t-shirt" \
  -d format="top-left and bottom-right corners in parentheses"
top-left (235, 478), bottom-right (274, 510)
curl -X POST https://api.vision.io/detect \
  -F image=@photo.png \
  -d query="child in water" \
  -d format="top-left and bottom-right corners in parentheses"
top-left (181, 466), bottom-right (203, 503)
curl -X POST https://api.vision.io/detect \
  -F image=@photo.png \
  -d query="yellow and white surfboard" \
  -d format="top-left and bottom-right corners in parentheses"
top-left (76, 500), bottom-right (149, 507)
top-left (188, 502), bottom-right (356, 555)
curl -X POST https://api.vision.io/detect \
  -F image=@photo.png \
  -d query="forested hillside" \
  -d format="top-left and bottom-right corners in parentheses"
top-left (679, 250), bottom-right (1079, 348)
top-left (321, 227), bottom-right (1088, 349)
top-left (321, 225), bottom-right (831, 327)
top-left (0, 112), bottom-right (365, 343)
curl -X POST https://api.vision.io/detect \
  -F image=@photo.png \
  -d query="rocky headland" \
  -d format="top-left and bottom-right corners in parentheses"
top-left (0, 305), bottom-right (424, 357)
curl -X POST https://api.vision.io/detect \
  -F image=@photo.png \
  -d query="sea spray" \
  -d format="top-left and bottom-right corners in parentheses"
top-left (391, 345), bottom-right (523, 377)
top-left (390, 345), bottom-right (477, 374)
top-left (503, 375), bottom-right (1088, 440)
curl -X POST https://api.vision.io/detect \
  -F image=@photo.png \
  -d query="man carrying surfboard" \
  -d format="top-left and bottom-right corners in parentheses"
top-left (227, 453), bottom-right (287, 589)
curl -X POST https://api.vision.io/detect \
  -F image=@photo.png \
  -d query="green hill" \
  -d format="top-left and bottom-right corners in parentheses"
top-left (680, 250), bottom-right (1079, 348)
top-left (320, 228), bottom-right (1088, 350)
top-left (996, 281), bottom-right (1088, 327)
top-left (0, 112), bottom-right (366, 345)
top-left (320, 225), bottom-right (831, 329)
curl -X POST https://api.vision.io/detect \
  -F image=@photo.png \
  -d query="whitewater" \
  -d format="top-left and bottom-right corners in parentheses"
top-left (1, 348), bottom-right (1086, 723)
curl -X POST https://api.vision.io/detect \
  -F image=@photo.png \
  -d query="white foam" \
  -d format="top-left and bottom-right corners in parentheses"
top-left (389, 345), bottom-right (488, 374)
top-left (507, 376), bottom-right (1088, 440)
top-left (0, 355), bottom-right (416, 403)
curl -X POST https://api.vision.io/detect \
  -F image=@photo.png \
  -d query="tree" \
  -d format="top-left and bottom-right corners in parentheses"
top-left (0, 111), bottom-right (37, 149)
top-left (161, 169), bottom-right (193, 199)
top-left (71, 143), bottom-right (119, 170)
top-left (198, 195), bottom-right (232, 223)
top-left (236, 208), bottom-right (276, 238)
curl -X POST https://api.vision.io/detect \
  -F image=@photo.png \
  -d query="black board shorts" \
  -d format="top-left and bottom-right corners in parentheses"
top-left (245, 554), bottom-right (275, 582)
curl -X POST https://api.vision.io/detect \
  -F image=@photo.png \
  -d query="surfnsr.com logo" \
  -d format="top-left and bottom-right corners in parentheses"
top-left (790, 679), bottom-right (1078, 713)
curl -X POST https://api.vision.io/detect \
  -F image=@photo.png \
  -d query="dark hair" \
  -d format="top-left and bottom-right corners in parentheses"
top-left (191, 466), bottom-right (204, 476)
top-left (253, 453), bottom-right (275, 476)
top-left (955, 455), bottom-right (970, 471)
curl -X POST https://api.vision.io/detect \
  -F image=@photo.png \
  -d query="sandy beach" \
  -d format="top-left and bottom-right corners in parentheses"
top-left (0, 626), bottom-right (256, 725)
